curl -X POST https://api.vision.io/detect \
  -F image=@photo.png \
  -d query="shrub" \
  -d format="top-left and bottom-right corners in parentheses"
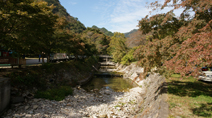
top-left (121, 47), bottom-right (138, 65)
top-left (35, 86), bottom-right (73, 101)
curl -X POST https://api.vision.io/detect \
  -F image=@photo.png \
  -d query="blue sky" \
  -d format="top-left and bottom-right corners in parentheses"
top-left (59, 0), bottom-right (183, 33)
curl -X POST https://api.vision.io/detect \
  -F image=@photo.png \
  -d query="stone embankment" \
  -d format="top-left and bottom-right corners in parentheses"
top-left (0, 77), bottom-right (10, 115)
top-left (3, 63), bottom-right (168, 118)
top-left (115, 63), bottom-right (169, 118)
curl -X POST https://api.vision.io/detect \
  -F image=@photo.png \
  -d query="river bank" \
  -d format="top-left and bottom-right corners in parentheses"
top-left (2, 62), bottom-right (144, 117)
top-left (1, 56), bottom-right (100, 115)
top-left (3, 86), bottom-right (144, 117)
top-left (2, 62), bottom-right (169, 118)
top-left (115, 63), bottom-right (169, 118)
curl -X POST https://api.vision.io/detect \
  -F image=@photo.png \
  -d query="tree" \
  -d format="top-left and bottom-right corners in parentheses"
top-left (81, 28), bottom-right (110, 54)
top-left (121, 46), bottom-right (138, 65)
top-left (107, 32), bottom-right (128, 62)
top-left (163, 0), bottom-right (212, 77)
top-left (0, 0), bottom-right (58, 58)
top-left (135, 12), bottom-right (183, 77)
top-left (135, 0), bottom-right (212, 78)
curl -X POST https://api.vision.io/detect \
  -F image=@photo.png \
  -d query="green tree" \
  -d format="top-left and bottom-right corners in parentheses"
top-left (0, 0), bottom-right (58, 58)
top-left (121, 46), bottom-right (138, 65)
top-left (107, 32), bottom-right (128, 62)
top-left (135, 12), bottom-right (183, 77)
top-left (81, 28), bottom-right (110, 54)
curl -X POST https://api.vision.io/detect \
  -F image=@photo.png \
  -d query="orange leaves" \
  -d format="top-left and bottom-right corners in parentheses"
top-left (135, 0), bottom-right (212, 78)
top-left (165, 32), bottom-right (212, 77)
top-left (200, 20), bottom-right (212, 32)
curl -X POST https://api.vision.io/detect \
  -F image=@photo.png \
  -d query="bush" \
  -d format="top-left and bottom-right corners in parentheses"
top-left (121, 47), bottom-right (138, 65)
top-left (35, 86), bottom-right (73, 101)
top-left (10, 72), bottom-right (46, 89)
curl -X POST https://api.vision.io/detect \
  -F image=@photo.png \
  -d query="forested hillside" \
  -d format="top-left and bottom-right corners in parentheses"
top-left (126, 30), bottom-right (146, 48)
top-left (81, 28), bottom-right (111, 55)
top-left (124, 29), bottom-right (142, 48)
top-left (42, 0), bottom-right (111, 55)
top-left (124, 29), bottom-right (137, 38)
top-left (91, 25), bottom-right (114, 37)
top-left (42, 0), bottom-right (86, 33)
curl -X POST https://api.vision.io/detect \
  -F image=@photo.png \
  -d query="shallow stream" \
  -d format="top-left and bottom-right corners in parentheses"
top-left (82, 65), bottom-right (137, 92)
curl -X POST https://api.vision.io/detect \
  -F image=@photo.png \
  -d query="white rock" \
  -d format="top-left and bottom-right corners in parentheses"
top-left (91, 115), bottom-right (98, 118)
top-left (107, 114), bottom-right (111, 118)
top-left (99, 114), bottom-right (107, 118)
top-left (25, 114), bottom-right (32, 117)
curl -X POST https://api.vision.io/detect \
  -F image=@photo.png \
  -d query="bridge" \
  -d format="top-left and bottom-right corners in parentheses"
top-left (98, 55), bottom-right (113, 58)
top-left (98, 55), bottom-right (113, 63)
top-left (98, 55), bottom-right (115, 67)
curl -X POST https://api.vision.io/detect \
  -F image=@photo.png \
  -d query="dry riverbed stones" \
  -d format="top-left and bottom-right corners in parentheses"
top-left (3, 86), bottom-right (143, 118)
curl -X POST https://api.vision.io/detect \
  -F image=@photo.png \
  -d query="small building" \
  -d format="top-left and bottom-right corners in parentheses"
top-left (0, 48), bottom-right (10, 64)
top-left (0, 48), bottom-right (26, 66)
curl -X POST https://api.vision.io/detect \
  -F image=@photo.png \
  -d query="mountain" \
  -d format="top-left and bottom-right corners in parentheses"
top-left (91, 25), bottom-right (114, 37)
top-left (124, 29), bottom-right (138, 37)
top-left (81, 28), bottom-right (111, 54)
top-left (125, 29), bottom-right (147, 48)
top-left (42, 0), bottom-right (86, 33)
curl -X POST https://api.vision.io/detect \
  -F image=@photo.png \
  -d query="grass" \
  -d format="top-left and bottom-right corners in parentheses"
top-left (167, 74), bottom-right (212, 118)
top-left (115, 102), bottom-right (126, 108)
top-left (129, 100), bottom-right (136, 105)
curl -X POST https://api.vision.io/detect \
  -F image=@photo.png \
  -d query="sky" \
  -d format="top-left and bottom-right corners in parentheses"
top-left (59, 0), bottom-right (183, 33)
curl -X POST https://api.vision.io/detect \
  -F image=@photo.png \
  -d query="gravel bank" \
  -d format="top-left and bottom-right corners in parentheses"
top-left (3, 86), bottom-right (144, 118)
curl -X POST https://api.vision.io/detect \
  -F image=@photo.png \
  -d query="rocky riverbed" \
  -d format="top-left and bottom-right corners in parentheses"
top-left (3, 86), bottom-right (144, 118)
top-left (3, 62), bottom-right (168, 118)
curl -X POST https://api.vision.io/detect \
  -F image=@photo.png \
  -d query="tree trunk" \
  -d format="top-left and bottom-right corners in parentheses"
top-left (42, 53), bottom-right (45, 63)
top-left (42, 57), bottom-right (44, 63)
top-left (74, 55), bottom-right (78, 61)
top-left (47, 54), bottom-right (50, 63)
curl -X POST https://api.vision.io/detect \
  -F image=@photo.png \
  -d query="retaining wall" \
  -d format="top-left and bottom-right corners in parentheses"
top-left (0, 77), bottom-right (10, 114)
top-left (115, 63), bottom-right (169, 118)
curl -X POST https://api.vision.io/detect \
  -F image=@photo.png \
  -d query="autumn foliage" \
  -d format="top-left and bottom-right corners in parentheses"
top-left (0, 0), bottom-right (100, 61)
top-left (134, 0), bottom-right (212, 78)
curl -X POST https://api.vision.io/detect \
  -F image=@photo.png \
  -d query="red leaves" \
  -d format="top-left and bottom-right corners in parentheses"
top-left (135, 0), bottom-right (212, 78)
top-left (165, 32), bottom-right (212, 77)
